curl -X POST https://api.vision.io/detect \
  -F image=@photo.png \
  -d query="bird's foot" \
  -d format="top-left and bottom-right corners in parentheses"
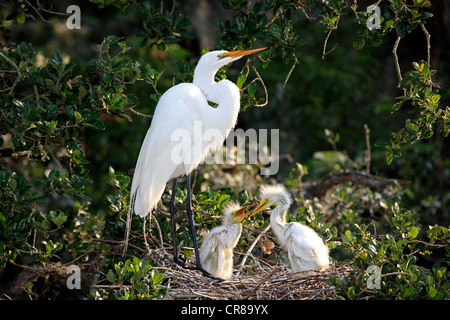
top-left (195, 265), bottom-right (224, 281)
top-left (167, 255), bottom-right (223, 280)
top-left (172, 256), bottom-right (188, 267)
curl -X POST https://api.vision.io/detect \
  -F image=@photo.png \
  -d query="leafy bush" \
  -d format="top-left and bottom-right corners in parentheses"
top-left (89, 258), bottom-right (167, 300)
top-left (329, 202), bottom-right (449, 300)
top-left (0, 0), bottom-right (448, 300)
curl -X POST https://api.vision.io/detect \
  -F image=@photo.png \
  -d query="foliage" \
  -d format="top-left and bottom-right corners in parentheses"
top-left (329, 203), bottom-right (449, 299)
top-left (89, 258), bottom-right (167, 300)
top-left (376, 61), bottom-right (450, 164)
top-left (0, 0), bottom-right (448, 300)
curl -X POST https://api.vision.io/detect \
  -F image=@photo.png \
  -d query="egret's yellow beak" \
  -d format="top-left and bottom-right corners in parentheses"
top-left (231, 204), bottom-right (252, 223)
top-left (218, 47), bottom-right (266, 60)
top-left (246, 198), bottom-right (272, 218)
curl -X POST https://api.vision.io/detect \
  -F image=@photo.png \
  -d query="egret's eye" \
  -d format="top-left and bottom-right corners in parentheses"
top-left (217, 53), bottom-right (226, 60)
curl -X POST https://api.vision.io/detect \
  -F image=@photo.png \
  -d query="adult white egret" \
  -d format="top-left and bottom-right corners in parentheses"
top-left (249, 184), bottom-right (330, 274)
top-left (126, 48), bottom-right (266, 276)
top-left (199, 203), bottom-right (252, 280)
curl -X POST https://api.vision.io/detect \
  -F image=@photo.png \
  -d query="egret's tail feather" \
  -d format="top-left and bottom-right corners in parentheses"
top-left (123, 193), bottom-right (136, 256)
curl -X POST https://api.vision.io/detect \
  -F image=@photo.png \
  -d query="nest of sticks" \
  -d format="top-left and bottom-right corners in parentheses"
top-left (145, 248), bottom-right (352, 300)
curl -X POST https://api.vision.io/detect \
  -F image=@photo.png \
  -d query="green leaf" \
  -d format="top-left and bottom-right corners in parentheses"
top-left (428, 286), bottom-right (437, 298)
top-left (392, 100), bottom-right (404, 113)
top-left (16, 13), bottom-right (26, 24)
top-left (237, 74), bottom-right (247, 89)
top-left (119, 176), bottom-right (130, 191)
top-left (403, 286), bottom-right (415, 298)
top-left (152, 272), bottom-right (165, 286)
top-left (374, 139), bottom-right (389, 147)
top-left (107, 270), bottom-right (116, 283)
top-left (41, 219), bottom-right (50, 231)
top-left (407, 226), bottom-right (418, 239)
top-left (343, 230), bottom-right (355, 244)
top-left (347, 286), bottom-right (356, 299)
top-left (52, 50), bottom-right (63, 64)
top-left (248, 82), bottom-right (258, 96)
top-left (353, 38), bottom-right (365, 50)
top-left (218, 194), bottom-right (231, 204)
top-left (50, 211), bottom-right (67, 228)
top-left (405, 120), bottom-right (419, 133)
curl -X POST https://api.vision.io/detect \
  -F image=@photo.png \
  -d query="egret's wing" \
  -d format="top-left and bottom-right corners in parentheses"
top-left (199, 224), bottom-right (241, 279)
top-left (286, 223), bottom-right (329, 266)
top-left (130, 83), bottom-right (207, 217)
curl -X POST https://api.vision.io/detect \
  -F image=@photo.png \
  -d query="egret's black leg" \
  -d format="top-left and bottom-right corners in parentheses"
top-left (185, 173), bottom-right (219, 279)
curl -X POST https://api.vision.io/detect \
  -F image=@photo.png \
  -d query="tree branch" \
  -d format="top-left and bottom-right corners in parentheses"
top-left (303, 171), bottom-right (409, 200)
top-left (392, 36), bottom-right (402, 86)
top-left (421, 24), bottom-right (431, 67)
top-left (122, 105), bottom-right (154, 119)
top-left (322, 16), bottom-right (340, 60)
top-left (283, 56), bottom-right (299, 88)
top-left (0, 52), bottom-right (22, 95)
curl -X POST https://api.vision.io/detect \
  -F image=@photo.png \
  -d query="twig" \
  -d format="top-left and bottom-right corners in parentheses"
top-left (264, 7), bottom-right (283, 29)
top-left (24, 0), bottom-right (69, 23)
top-left (356, 271), bottom-right (412, 297)
top-left (421, 24), bottom-right (431, 67)
top-left (241, 64), bottom-right (268, 108)
top-left (33, 85), bottom-right (41, 108)
top-left (392, 36), bottom-right (402, 86)
top-left (37, 0), bottom-right (70, 16)
top-left (123, 106), bottom-right (153, 118)
top-left (364, 124), bottom-right (371, 174)
top-left (242, 268), bottom-right (277, 299)
top-left (148, 212), bottom-right (166, 253)
top-left (92, 237), bottom-right (147, 254)
top-left (115, 112), bottom-right (132, 122)
top-left (283, 57), bottom-right (299, 88)
top-left (322, 16), bottom-right (340, 60)
top-left (0, 52), bottom-right (22, 95)
top-left (303, 171), bottom-right (409, 200)
top-left (45, 140), bottom-right (64, 170)
top-left (189, 288), bottom-right (219, 300)
top-left (237, 224), bottom-right (271, 273)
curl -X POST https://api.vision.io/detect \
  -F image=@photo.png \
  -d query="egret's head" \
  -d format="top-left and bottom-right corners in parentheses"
top-left (222, 202), bottom-right (252, 226)
top-left (246, 184), bottom-right (293, 218)
top-left (196, 48), bottom-right (266, 73)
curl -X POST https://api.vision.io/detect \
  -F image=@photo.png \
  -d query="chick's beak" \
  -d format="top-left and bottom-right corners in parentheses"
top-left (232, 205), bottom-right (251, 223)
top-left (220, 47), bottom-right (266, 60)
top-left (246, 199), bottom-right (271, 218)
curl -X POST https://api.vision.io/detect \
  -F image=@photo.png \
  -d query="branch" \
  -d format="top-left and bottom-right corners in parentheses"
top-left (283, 57), bottom-right (299, 88)
top-left (364, 124), bottom-right (371, 174)
top-left (303, 171), bottom-right (409, 200)
top-left (241, 63), bottom-right (268, 108)
top-left (122, 105), bottom-right (154, 119)
top-left (322, 16), bottom-right (340, 60)
top-left (421, 24), bottom-right (431, 67)
top-left (392, 36), bottom-right (402, 86)
top-left (0, 52), bottom-right (22, 95)
top-left (24, 0), bottom-right (69, 23)
top-left (237, 224), bottom-right (271, 274)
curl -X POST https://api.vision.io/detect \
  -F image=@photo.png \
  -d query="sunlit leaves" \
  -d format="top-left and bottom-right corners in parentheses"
top-left (92, 258), bottom-right (167, 300)
top-left (377, 61), bottom-right (448, 164)
top-left (330, 202), bottom-right (449, 299)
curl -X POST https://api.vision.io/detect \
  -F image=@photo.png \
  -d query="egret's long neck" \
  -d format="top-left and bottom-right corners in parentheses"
top-left (270, 205), bottom-right (289, 243)
top-left (193, 67), bottom-right (239, 105)
top-left (193, 67), bottom-right (216, 97)
top-left (193, 64), bottom-right (241, 136)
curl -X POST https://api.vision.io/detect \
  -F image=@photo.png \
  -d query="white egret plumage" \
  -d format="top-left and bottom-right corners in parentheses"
top-left (199, 203), bottom-right (252, 280)
top-left (249, 184), bottom-right (330, 274)
top-left (125, 48), bottom-right (266, 276)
